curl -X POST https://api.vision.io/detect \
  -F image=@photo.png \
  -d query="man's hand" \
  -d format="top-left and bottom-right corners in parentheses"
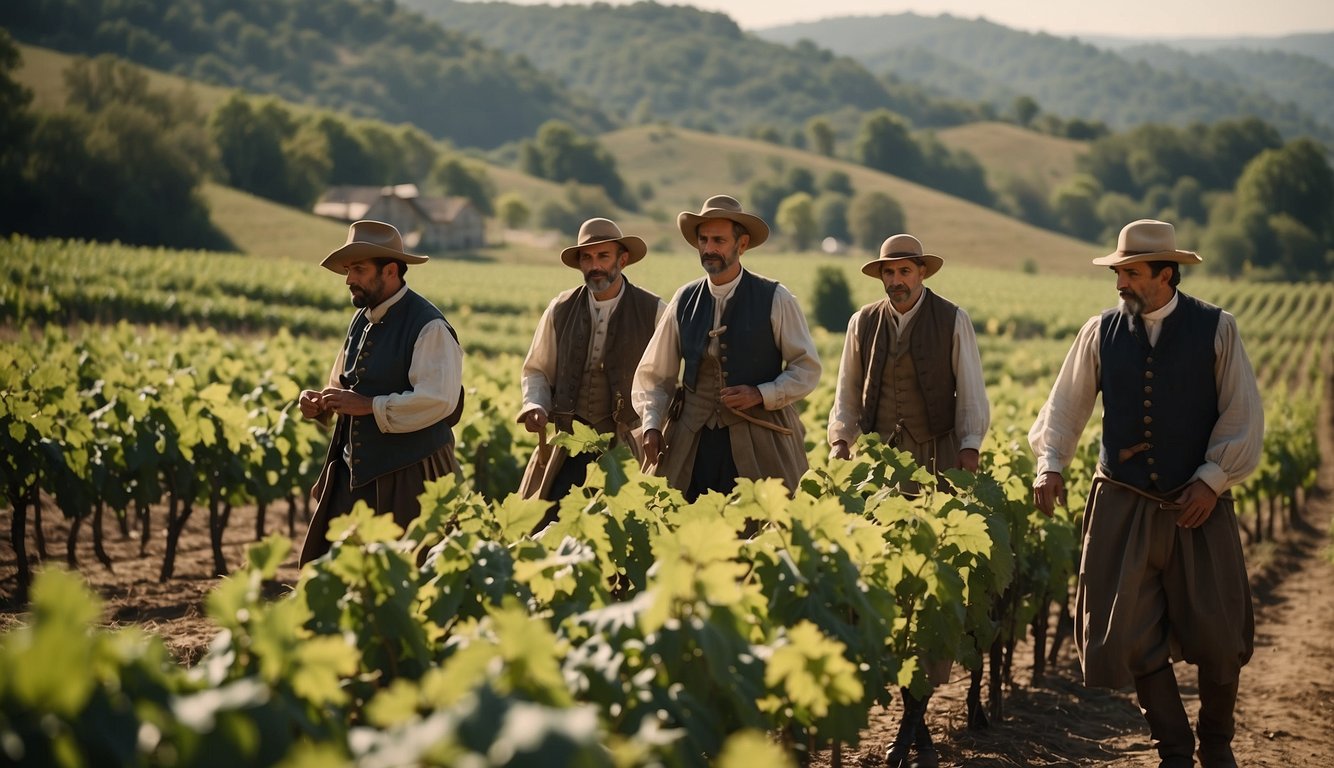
top-left (641, 429), bottom-right (663, 472)
top-left (298, 389), bottom-right (327, 419)
top-left (1033, 471), bottom-right (1066, 517)
top-left (520, 409), bottom-right (548, 434)
top-left (319, 387), bottom-right (374, 416)
top-left (829, 440), bottom-right (851, 461)
top-left (958, 448), bottom-right (980, 473)
top-left (1166, 480), bottom-right (1219, 528)
top-left (719, 384), bottom-right (763, 411)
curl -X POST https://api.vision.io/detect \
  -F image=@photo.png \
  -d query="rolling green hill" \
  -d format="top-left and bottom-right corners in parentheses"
top-left (935, 122), bottom-right (1088, 187)
top-left (598, 124), bottom-right (1102, 275)
top-left (756, 14), bottom-right (1332, 142)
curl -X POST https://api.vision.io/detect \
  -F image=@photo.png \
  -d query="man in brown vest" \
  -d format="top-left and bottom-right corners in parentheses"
top-left (298, 220), bottom-right (464, 565)
top-left (633, 194), bottom-right (821, 502)
top-left (517, 218), bottom-right (664, 523)
top-left (827, 233), bottom-right (989, 768)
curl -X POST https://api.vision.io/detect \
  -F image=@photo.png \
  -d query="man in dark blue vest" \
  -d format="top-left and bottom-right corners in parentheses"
top-left (516, 217), bottom-right (664, 522)
top-left (633, 194), bottom-right (821, 502)
top-left (298, 220), bottom-right (464, 565)
top-left (1030, 220), bottom-right (1263, 768)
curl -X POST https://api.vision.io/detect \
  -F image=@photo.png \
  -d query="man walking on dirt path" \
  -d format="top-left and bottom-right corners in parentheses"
top-left (515, 217), bottom-right (664, 528)
top-left (632, 194), bottom-right (821, 502)
top-left (297, 220), bottom-right (464, 565)
top-left (827, 233), bottom-right (990, 768)
top-left (1030, 219), bottom-right (1264, 767)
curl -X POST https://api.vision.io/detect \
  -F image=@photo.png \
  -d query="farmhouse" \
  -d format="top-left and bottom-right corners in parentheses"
top-left (313, 184), bottom-right (485, 252)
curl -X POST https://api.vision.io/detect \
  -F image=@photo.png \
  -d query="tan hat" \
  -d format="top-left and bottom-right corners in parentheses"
top-left (321, 220), bottom-right (428, 273)
top-left (558, 218), bottom-right (648, 269)
top-left (860, 234), bottom-right (943, 279)
top-left (677, 194), bottom-right (769, 249)
top-left (1092, 219), bottom-right (1201, 267)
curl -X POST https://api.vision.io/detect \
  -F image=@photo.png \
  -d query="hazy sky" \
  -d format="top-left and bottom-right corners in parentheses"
top-left (475, 0), bottom-right (1334, 37)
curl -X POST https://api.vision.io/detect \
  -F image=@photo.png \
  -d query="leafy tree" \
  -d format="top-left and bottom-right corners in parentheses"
top-left (496, 193), bottom-right (531, 230)
top-left (811, 266), bottom-right (856, 332)
top-left (1234, 139), bottom-right (1334, 244)
top-left (776, 192), bottom-right (817, 251)
top-left (1010, 96), bottom-right (1040, 127)
top-left (1268, 214), bottom-right (1327, 280)
top-left (0, 30), bottom-right (34, 233)
top-left (431, 155), bottom-right (495, 216)
top-left (746, 178), bottom-right (787, 226)
top-left (1050, 175), bottom-right (1104, 242)
top-left (848, 190), bottom-right (906, 251)
top-left (783, 167), bottom-right (816, 196)
top-left (855, 110), bottom-right (922, 179)
top-left (807, 117), bottom-right (835, 157)
top-left (821, 170), bottom-right (854, 197)
top-left (520, 121), bottom-right (631, 209)
top-left (815, 193), bottom-right (851, 243)
top-left (1201, 222), bottom-right (1254, 278)
top-left (1171, 177), bottom-right (1207, 224)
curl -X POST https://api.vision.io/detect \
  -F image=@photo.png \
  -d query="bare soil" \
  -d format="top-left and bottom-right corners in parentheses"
top-left (3, 443), bottom-right (1332, 766)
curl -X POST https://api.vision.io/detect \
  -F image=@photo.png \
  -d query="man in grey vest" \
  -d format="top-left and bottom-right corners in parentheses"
top-left (517, 218), bottom-right (664, 523)
top-left (633, 194), bottom-right (821, 502)
top-left (827, 233), bottom-right (989, 768)
top-left (298, 220), bottom-right (464, 565)
top-left (1031, 220), bottom-right (1263, 768)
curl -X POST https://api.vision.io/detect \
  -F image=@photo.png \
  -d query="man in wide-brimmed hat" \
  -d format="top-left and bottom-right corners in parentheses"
top-left (1031, 219), bottom-right (1263, 767)
top-left (515, 218), bottom-right (664, 524)
top-left (297, 219), bottom-right (464, 564)
top-left (827, 232), bottom-right (989, 768)
top-left (632, 194), bottom-right (821, 501)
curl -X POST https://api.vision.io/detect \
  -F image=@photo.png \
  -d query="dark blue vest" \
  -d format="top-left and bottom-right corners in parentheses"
top-left (676, 270), bottom-right (781, 390)
top-left (1098, 292), bottom-right (1221, 492)
top-left (339, 289), bottom-right (456, 487)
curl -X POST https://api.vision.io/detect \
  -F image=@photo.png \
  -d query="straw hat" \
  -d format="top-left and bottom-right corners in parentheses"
top-left (558, 218), bottom-right (647, 269)
top-left (1091, 219), bottom-right (1201, 266)
top-left (676, 194), bottom-right (770, 249)
top-left (860, 234), bottom-right (943, 278)
top-left (321, 220), bottom-right (428, 273)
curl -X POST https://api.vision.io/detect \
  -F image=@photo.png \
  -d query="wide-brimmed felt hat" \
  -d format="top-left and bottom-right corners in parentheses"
top-left (1092, 219), bottom-right (1201, 267)
top-left (321, 220), bottom-right (428, 273)
top-left (558, 218), bottom-right (648, 269)
top-left (860, 234), bottom-right (944, 279)
top-left (677, 194), bottom-right (769, 249)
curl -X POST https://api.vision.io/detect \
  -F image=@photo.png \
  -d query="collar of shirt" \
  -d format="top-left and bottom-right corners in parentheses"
top-left (1137, 290), bottom-right (1179, 346)
top-left (888, 291), bottom-right (925, 327)
top-left (706, 269), bottom-right (743, 302)
top-left (366, 284), bottom-right (409, 323)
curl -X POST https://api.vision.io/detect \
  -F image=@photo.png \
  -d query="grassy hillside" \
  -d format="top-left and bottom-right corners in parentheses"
top-left (600, 124), bottom-right (1103, 275)
top-left (201, 184), bottom-right (351, 263)
top-left (16, 43), bottom-right (236, 114)
top-left (935, 122), bottom-right (1088, 186)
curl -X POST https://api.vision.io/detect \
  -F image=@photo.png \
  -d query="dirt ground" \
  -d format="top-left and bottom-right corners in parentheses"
top-left (3, 445), bottom-right (1333, 766)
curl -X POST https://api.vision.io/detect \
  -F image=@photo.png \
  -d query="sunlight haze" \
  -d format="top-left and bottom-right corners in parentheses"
top-left (467, 0), bottom-right (1333, 37)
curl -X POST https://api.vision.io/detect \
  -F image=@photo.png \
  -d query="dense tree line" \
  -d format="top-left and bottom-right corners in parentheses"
top-left (757, 14), bottom-right (1333, 143)
top-left (400, 0), bottom-right (991, 136)
top-left (1044, 118), bottom-right (1333, 279)
top-left (2, 0), bottom-right (611, 148)
top-left (0, 35), bottom-right (227, 249)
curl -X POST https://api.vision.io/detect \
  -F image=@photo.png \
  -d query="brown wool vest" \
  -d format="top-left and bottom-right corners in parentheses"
top-left (550, 279), bottom-right (660, 433)
top-left (856, 289), bottom-right (958, 440)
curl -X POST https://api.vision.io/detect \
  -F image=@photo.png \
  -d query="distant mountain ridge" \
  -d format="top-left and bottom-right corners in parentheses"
top-left (756, 14), bottom-right (1333, 142)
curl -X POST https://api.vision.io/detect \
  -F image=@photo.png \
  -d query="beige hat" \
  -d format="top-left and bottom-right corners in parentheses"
top-left (558, 218), bottom-right (648, 269)
top-left (321, 220), bottom-right (428, 273)
top-left (677, 194), bottom-right (770, 249)
top-left (1092, 219), bottom-right (1201, 266)
top-left (860, 234), bottom-right (943, 279)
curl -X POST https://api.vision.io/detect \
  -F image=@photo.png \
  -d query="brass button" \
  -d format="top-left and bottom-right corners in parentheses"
top-left (1145, 430), bottom-right (1153, 438)
top-left (720, 356), bottom-right (728, 363)
top-left (1149, 472), bottom-right (1159, 481)
top-left (1144, 386), bottom-right (1152, 394)
top-left (1145, 371), bottom-right (1154, 379)
top-left (1143, 416), bottom-right (1152, 424)
top-left (1146, 357), bottom-right (1153, 364)
top-left (1143, 400), bottom-right (1152, 408)
top-left (1147, 457), bottom-right (1155, 465)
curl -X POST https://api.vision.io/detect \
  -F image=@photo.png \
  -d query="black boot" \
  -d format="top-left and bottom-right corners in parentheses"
top-left (885, 687), bottom-right (928, 768)
top-left (1196, 676), bottom-right (1239, 768)
top-left (911, 701), bottom-right (940, 768)
top-left (1135, 667), bottom-right (1195, 767)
